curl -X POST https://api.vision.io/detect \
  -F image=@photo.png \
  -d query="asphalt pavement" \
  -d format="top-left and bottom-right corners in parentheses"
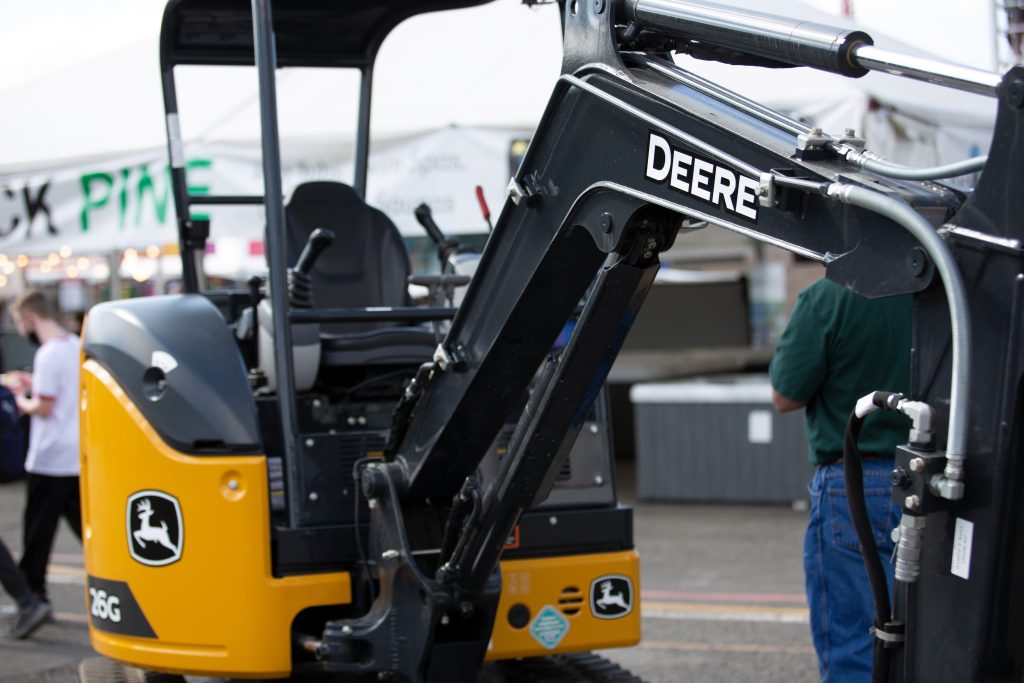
top-left (0, 468), bottom-right (819, 683)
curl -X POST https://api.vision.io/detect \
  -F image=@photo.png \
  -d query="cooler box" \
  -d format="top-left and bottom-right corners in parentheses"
top-left (630, 375), bottom-right (812, 503)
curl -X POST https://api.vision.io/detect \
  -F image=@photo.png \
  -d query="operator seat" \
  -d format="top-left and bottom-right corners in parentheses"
top-left (284, 181), bottom-right (436, 366)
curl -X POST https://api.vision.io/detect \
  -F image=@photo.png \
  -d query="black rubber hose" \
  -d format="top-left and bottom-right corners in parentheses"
top-left (843, 412), bottom-right (892, 683)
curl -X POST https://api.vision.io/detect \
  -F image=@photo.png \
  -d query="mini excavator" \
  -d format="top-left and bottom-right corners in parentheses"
top-left (78, 1), bottom-right (1023, 682)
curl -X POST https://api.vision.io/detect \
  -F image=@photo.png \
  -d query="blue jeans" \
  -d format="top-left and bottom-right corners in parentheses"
top-left (804, 460), bottom-right (899, 683)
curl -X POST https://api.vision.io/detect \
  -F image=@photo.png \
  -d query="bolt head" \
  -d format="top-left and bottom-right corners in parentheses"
top-left (309, 491), bottom-right (319, 501)
top-left (890, 468), bottom-right (910, 489)
top-left (341, 625), bottom-right (353, 636)
top-left (904, 495), bottom-right (920, 510)
top-left (305, 438), bottom-right (315, 448)
top-left (548, 515), bottom-right (558, 526)
top-left (589, 424), bottom-right (599, 434)
top-left (594, 474), bottom-right (604, 486)
top-left (228, 479), bottom-right (239, 491)
top-left (844, 128), bottom-right (856, 137)
top-left (909, 457), bottom-right (925, 473)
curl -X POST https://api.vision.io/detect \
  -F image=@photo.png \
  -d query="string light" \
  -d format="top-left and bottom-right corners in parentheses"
top-left (146, 244), bottom-right (161, 259)
top-left (67, 266), bottom-right (80, 279)
top-left (58, 245), bottom-right (73, 259)
top-left (15, 255), bottom-right (28, 268)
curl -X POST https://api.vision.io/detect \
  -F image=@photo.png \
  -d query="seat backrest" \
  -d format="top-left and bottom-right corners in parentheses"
top-left (283, 182), bottom-right (411, 330)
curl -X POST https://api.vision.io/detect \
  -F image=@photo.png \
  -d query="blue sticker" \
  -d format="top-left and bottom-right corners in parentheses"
top-left (529, 605), bottom-right (570, 650)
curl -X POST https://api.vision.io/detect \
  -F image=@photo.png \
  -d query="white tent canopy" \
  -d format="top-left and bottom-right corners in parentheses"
top-left (0, 0), bottom-right (999, 262)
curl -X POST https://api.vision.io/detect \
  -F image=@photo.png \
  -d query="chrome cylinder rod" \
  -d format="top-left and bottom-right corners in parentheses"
top-left (852, 45), bottom-right (1001, 97)
top-left (625, 0), bottom-right (1002, 96)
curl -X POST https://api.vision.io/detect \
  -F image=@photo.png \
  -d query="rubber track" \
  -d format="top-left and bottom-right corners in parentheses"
top-left (81, 653), bottom-right (642, 683)
top-left (79, 658), bottom-right (186, 683)
top-left (480, 652), bottom-right (645, 683)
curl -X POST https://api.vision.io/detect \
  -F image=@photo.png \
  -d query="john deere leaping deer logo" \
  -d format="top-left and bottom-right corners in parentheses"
top-left (590, 575), bottom-right (633, 619)
top-left (126, 491), bottom-right (183, 566)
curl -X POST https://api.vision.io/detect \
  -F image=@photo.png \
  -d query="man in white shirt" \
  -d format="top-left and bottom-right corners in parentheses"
top-left (3, 290), bottom-right (81, 607)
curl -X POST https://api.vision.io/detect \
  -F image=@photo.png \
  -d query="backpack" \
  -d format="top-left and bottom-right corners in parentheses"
top-left (0, 385), bottom-right (25, 482)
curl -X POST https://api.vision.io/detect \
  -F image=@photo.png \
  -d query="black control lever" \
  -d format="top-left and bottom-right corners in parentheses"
top-left (247, 275), bottom-right (263, 307)
top-left (289, 228), bottom-right (335, 309)
top-left (414, 204), bottom-right (459, 266)
top-left (295, 227), bottom-right (335, 275)
top-left (414, 204), bottom-right (447, 247)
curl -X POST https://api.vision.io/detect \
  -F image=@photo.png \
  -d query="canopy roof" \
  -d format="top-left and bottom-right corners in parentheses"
top-left (161, 0), bottom-right (491, 68)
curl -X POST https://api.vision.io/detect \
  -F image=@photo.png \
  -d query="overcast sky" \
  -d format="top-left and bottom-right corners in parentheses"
top-left (0, 0), bottom-right (998, 92)
top-left (0, 0), bottom-right (1000, 169)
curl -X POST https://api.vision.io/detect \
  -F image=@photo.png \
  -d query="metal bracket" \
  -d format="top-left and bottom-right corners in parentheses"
top-left (433, 344), bottom-right (466, 372)
top-left (757, 172), bottom-right (775, 208)
top-left (871, 622), bottom-right (906, 645)
top-left (795, 127), bottom-right (833, 161)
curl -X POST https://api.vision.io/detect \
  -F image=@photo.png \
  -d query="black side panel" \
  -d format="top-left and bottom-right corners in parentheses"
top-left (83, 294), bottom-right (261, 455)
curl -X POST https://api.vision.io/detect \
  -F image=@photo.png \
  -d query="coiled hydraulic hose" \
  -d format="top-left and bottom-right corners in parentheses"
top-left (826, 184), bottom-right (971, 487)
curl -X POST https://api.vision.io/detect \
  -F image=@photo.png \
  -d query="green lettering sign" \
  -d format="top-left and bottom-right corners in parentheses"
top-left (80, 172), bottom-right (114, 232)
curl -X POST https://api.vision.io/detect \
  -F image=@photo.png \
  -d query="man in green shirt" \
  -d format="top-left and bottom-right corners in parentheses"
top-left (769, 278), bottom-right (910, 683)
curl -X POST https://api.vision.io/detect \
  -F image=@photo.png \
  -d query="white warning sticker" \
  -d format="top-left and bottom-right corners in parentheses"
top-left (529, 605), bottom-right (570, 650)
top-left (166, 113), bottom-right (184, 169)
top-left (951, 517), bottom-right (974, 580)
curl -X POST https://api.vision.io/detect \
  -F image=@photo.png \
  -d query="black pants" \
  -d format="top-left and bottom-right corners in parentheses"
top-left (20, 473), bottom-right (82, 601)
top-left (0, 536), bottom-right (33, 608)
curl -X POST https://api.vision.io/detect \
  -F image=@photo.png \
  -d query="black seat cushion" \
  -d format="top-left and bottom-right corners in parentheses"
top-left (284, 181), bottom-right (435, 364)
top-left (321, 327), bottom-right (436, 366)
top-left (286, 181), bottom-right (412, 332)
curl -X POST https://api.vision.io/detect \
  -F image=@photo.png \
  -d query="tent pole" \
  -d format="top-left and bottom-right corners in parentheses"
top-left (110, 250), bottom-right (121, 300)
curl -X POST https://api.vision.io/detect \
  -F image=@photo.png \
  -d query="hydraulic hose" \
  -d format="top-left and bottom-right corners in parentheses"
top-left (844, 152), bottom-right (988, 181)
top-left (843, 406), bottom-right (893, 683)
top-left (827, 184), bottom-right (971, 485)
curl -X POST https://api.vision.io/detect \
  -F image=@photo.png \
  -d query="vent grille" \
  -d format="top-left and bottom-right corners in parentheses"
top-left (558, 585), bottom-right (584, 616)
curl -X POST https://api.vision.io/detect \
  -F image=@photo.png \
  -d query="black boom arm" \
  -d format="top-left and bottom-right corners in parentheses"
top-left (314, 2), bottom-right (1023, 681)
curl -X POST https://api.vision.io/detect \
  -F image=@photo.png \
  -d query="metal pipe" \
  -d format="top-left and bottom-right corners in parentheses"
top-left (189, 195), bottom-right (265, 205)
top-left (628, 53), bottom-right (809, 136)
top-left (625, 0), bottom-right (873, 77)
top-left (251, 0), bottom-right (304, 528)
top-left (289, 307), bottom-right (457, 323)
top-left (853, 44), bottom-right (1001, 97)
top-left (827, 183), bottom-right (971, 490)
top-left (354, 65), bottom-right (374, 199)
top-left (842, 150), bottom-right (989, 180)
top-left (561, 74), bottom-right (762, 178)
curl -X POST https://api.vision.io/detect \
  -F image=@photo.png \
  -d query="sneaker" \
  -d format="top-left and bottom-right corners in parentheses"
top-left (9, 599), bottom-right (52, 639)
